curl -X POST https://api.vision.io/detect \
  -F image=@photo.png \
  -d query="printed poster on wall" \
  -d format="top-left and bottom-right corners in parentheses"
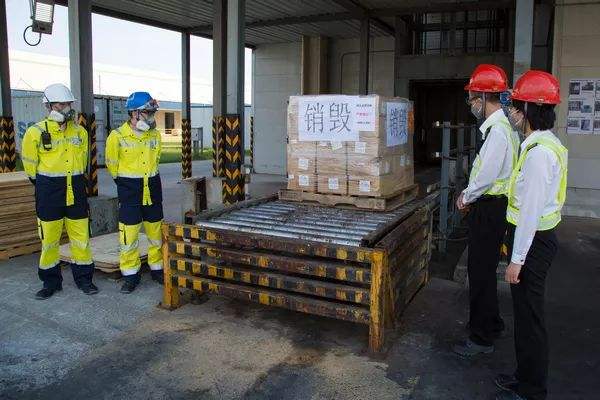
top-left (386, 102), bottom-right (409, 147)
top-left (568, 79), bottom-right (600, 135)
top-left (298, 96), bottom-right (376, 142)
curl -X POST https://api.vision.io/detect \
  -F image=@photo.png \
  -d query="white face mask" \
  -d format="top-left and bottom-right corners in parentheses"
top-left (135, 113), bottom-right (156, 132)
top-left (507, 108), bottom-right (526, 136)
top-left (48, 106), bottom-right (75, 123)
top-left (470, 98), bottom-right (484, 120)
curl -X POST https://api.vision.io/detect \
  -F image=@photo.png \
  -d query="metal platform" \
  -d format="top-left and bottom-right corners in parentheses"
top-left (195, 193), bottom-right (439, 247)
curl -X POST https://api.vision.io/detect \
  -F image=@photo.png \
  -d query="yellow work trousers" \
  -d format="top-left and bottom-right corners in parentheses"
top-left (38, 217), bottom-right (92, 270)
top-left (119, 220), bottom-right (163, 276)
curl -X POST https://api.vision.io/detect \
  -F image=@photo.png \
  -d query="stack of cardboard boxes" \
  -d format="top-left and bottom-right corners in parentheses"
top-left (287, 94), bottom-right (414, 198)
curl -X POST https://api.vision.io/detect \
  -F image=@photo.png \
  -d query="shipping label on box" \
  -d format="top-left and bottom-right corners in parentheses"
top-left (317, 174), bottom-right (348, 195)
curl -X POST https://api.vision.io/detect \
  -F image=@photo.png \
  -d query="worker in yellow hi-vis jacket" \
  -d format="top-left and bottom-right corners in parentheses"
top-left (105, 92), bottom-right (164, 293)
top-left (21, 83), bottom-right (98, 300)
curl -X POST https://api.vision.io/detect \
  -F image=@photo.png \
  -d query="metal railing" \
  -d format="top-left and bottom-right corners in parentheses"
top-left (432, 121), bottom-right (479, 254)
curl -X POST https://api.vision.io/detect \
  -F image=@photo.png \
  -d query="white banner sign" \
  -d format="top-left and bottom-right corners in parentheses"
top-left (298, 96), bottom-right (376, 141)
top-left (386, 102), bottom-right (409, 146)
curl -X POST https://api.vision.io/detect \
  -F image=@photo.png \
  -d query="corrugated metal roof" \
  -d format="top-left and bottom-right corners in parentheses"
top-left (64, 0), bottom-right (409, 45)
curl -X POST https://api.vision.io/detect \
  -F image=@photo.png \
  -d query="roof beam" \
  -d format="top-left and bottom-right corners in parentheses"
top-left (369, 1), bottom-right (515, 17)
top-left (190, 12), bottom-right (356, 34)
top-left (330, 0), bottom-right (395, 35)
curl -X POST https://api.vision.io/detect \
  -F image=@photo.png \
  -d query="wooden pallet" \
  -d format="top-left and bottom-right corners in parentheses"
top-left (278, 184), bottom-right (419, 211)
top-left (59, 232), bottom-right (149, 273)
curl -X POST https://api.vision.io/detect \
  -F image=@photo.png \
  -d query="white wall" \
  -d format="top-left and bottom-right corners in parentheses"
top-left (553, 1), bottom-right (600, 217)
top-left (253, 42), bottom-right (302, 174)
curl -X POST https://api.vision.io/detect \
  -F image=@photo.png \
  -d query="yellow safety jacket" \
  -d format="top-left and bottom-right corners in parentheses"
top-left (105, 122), bottom-right (161, 206)
top-left (470, 118), bottom-right (520, 196)
top-left (21, 119), bottom-right (88, 206)
top-left (507, 134), bottom-right (568, 231)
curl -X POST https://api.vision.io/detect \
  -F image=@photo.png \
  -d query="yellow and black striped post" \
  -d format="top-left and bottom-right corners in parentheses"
top-left (212, 116), bottom-right (225, 177)
top-left (181, 118), bottom-right (192, 179)
top-left (0, 116), bottom-right (16, 172)
top-left (249, 115), bottom-right (255, 173)
top-left (222, 114), bottom-right (245, 204)
top-left (78, 112), bottom-right (98, 196)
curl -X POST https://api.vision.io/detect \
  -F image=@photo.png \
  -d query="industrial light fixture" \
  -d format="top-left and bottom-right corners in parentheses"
top-left (23, 0), bottom-right (55, 46)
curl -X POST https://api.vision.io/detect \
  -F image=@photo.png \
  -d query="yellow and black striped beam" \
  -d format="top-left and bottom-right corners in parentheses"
top-left (181, 118), bottom-right (192, 179)
top-left (170, 272), bottom-right (370, 324)
top-left (250, 115), bottom-right (255, 173)
top-left (0, 116), bottom-right (16, 172)
top-left (77, 113), bottom-right (98, 195)
top-left (170, 255), bottom-right (370, 305)
top-left (211, 116), bottom-right (225, 177)
top-left (169, 240), bottom-right (372, 284)
top-left (223, 114), bottom-right (244, 204)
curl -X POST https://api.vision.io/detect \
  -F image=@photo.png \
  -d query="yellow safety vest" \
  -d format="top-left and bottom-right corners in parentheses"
top-left (105, 122), bottom-right (161, 205)
top-left (21, 119), bottom-right (88, 206)
top-left (470, 118), bottom-right (520, 196)
top-left (506, 134), bottom-right (568, 231)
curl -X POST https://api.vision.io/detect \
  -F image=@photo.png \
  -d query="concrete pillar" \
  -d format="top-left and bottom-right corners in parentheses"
top-left (181, 31), bottom-right (192, 179)
top-left (68, 0), bottom-right (96, 194)
top-left (0, 0), bottom-right (16, 173)
top-left (393, 16), bottom-right (410, 97)
top-left (226, 0), bottom-right (245, 119)
top-left (68, 0), bottom-right (94, 115)
top-left (213, 0), bottom-right (227, 117)
top-left (359, 18), bottom-right (370, 95)
top-left (0, 0), bottom-right (10, 117)
top-left (513, 0), bottom-right (534, 84)
top-left (301, 36), bottom-right (328, 95)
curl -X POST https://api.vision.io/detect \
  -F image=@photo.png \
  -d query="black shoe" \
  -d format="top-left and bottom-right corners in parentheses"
top-left (151, 270), bottom-right (164, 285)
top-left (35, 286), bottom-right (62, 300)
top-left (494, 374), bottom-right (519, 391)
top-left (79, 282), bottom-right (99, 295)
top-left (121, 280), bottom-right (138, 294)
top-left (452, 338), bottom-right (494, 357)
top-left (495, 389), bottom-right (526, 400)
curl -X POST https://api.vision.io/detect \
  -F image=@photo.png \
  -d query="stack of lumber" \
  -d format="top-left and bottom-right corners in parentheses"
top-left (60, 232), bottom-right (149, 273)
top-left (0, 172), bottom-right (40, 259)
top-left (286, 94), bottom-right (414, 198)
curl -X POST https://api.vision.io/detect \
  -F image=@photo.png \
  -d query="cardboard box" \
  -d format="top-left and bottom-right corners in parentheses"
top-left (317, 174), bottom-right (348, 195)
top-left (287, 94), bottom-right (414, 198)
top-left (287, 173), bottom-right (317, 193)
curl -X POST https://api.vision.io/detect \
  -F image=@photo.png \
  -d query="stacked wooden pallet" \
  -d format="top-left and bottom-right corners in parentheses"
top-left (0, 172), bottom-right (40, 259)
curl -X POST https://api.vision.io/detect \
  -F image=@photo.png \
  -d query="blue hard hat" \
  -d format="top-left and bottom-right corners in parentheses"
top-left (126, 92), bottom-right (159, 111)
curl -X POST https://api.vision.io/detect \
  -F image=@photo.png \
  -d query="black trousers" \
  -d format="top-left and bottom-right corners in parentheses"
top-left (506, 224), bottom-right (558, 400)
top-left (467, 195), bottom-right (507, 346)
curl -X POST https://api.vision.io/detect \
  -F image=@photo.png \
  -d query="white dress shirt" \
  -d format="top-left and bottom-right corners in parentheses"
top-left (510, 130), bottom-right (563, 265)
top-left (462, 109), bottom-right (520, 204)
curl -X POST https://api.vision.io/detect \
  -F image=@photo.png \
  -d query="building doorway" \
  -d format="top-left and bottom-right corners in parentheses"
top-left (409, 79), bottom-right (474, 169)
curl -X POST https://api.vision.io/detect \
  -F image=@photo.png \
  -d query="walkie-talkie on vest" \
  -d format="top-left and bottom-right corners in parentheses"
top-left (41, 121), bottom-right (52, 151)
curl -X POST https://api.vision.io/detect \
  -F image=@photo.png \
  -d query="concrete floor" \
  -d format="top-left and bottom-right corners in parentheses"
top-left (1, 165), bottom-right (599, 398)
top-left (1, 215), bottom-right (598, 399)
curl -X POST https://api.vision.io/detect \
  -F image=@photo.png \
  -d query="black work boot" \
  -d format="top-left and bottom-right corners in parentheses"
top-left (37, 266), bottom-right (63, 300)
top-left (35, 285), bottom-right (63, 300)
top-left (150, 270), bottom-right (164, 285)
top-left (79, 282), bottom-right (99, 295)
top-left (120, 273), bottom-right (140, 294)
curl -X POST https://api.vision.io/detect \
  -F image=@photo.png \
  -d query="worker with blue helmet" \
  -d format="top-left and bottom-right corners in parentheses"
top-left (105, 91), bottom-right (164, 293)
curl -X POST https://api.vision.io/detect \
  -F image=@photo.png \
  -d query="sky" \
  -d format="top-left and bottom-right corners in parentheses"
top-left (6, 0), bottom-right (253, 103)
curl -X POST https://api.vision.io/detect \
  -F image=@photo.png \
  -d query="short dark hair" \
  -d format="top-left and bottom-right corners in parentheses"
top-left (512, 100), bottom-right (556, 131)
top-left (472, 91), bottom-right (501, 104)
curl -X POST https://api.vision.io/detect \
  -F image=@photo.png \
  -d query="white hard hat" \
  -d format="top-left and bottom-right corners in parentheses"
top-left (42, 83), bottom-right (76, 103)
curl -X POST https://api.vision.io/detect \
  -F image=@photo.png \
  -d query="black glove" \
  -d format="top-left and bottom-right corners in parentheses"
top-left (28, 177), bottom-right (36, 185)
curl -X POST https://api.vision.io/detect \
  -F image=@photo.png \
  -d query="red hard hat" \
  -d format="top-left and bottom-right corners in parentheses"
top-left (464, 64), bottom-right (509, 92)
top-left (511, 70), bottom-right (561, 104)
